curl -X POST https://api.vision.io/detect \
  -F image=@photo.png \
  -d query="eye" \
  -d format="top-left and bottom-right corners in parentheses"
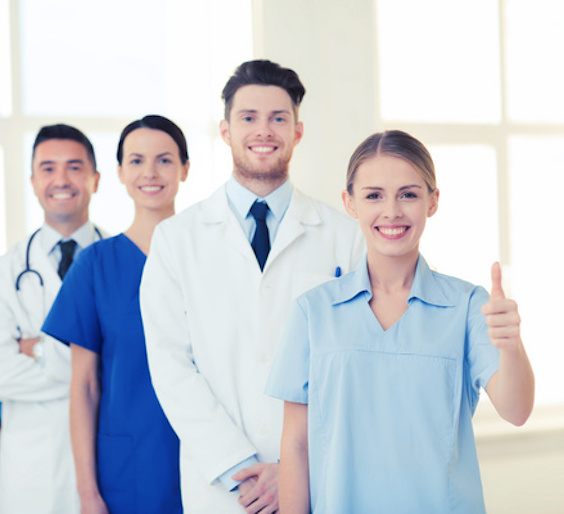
top-left (130, 158), bottom-right (142, 165)
top-left (401, 191), bottom-right (419, 200)
top-left (158, 157), bottom-right (172, 165)
top-left (272, 116), bottom-right (286, 123)
top-left (366, 192), bottom-right (382, 200)
top-left (242, 115), bottom-right (254, 122)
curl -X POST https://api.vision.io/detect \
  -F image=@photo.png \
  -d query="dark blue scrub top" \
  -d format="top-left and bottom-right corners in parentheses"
top-left (43, 234), bottom-right (182, 513)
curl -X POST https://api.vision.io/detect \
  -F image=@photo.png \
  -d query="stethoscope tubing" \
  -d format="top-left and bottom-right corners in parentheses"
top-left (14, 226), bottom-right (103, 291)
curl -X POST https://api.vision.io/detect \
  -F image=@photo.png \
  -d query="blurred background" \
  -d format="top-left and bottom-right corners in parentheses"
top-left (0, 0), bottom-right (563, 511)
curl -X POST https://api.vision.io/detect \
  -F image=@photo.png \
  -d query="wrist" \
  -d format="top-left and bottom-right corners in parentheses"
top-left (32, 339), bottom-right (44, 361)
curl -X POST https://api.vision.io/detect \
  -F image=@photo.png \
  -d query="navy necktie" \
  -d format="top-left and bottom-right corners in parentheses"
top-left (250, 201), bottom-right (270, 271)
top-left (58, 240), bottom-right (77, 279)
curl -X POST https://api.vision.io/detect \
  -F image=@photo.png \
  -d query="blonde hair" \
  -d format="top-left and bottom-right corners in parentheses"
top-left (346, 130), bottom-right (436, 194)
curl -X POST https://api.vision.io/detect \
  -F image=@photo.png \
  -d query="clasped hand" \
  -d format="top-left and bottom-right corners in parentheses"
top-left (235, 462), bottom-right (279, 514)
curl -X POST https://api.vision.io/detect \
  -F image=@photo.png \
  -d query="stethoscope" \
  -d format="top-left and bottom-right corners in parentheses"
top-left (15, 226), bottom-right (103, 291)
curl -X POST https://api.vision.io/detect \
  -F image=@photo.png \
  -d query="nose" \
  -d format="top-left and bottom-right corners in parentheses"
top-left (255, 118), bottom-right (274, 139)
top-left (383, 197), bottom-right (402, 219)
top-left (143, 162), bottom-right (158, 179)
top-left (53, 167), bottom-right (71, 187)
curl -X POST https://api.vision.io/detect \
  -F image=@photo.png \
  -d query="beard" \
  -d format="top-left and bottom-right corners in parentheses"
top-left (232, 148), bottom-right (292, 184)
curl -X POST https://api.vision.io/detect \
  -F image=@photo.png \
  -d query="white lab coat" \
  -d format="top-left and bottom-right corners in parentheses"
top-left (0, 224), bottom-right (103, 514)
top-left (141, 185), bottom-right (365, 513)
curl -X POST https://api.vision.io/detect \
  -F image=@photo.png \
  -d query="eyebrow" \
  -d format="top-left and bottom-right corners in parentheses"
top-left (38, 158), bottom-right (85, 166)
top-left (127, 152), bottom-right (174, 158)
top-left (235, 109), bottom-right (292, 115)
top-left (361, 184), bottom-right (423, 191)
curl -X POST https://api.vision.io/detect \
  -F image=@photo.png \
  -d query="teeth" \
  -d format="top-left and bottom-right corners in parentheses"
top-left (140, 186), bottom-right (162, 192)
top-left (379, 227), bottom-right (406, 236)
top-left (51, 193), bottom-right (73, 199)
top-left (251, 146), bottom-right (275, 153)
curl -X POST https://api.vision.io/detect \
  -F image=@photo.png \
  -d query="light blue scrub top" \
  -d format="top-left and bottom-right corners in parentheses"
top-left (266, 255), bottom-right (499, 514)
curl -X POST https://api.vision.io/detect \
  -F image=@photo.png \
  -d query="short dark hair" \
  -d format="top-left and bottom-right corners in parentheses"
top-left (117, 114), bottom-right (189, 165)
top-left (221, 59), bottom-right (306, 120)
top-left (32, 124), bottom-right (97, 169)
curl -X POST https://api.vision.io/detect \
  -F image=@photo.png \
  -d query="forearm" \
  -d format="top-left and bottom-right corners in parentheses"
top-left (0, 340), bottom-right (70, 401)
top-left (487, 339), bottom-right (535, 426)
top-left (280, 440), bottom-right (310, 513)
top-left (69, 351), bottom-right (103, 502)
top-left (279, 402), bottom-right (310, 514)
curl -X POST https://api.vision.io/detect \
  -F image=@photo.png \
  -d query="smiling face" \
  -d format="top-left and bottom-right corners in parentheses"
top-left (118, 128), bottom-right (189, 214)
top-left (31, 139), bottom-right (100, 232)
top-left (219, 84), bottom-right (304, 194)
top-left (343, 154), bottom-right (439, 262)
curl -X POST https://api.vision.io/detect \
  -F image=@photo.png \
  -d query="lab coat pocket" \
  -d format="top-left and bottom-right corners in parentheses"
top-left (291, 272), bottom-right (335, 301)
top-left (97, 433), bottom-right (136, 511)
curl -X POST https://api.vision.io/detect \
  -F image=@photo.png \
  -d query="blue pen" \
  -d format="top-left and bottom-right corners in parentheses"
top-left (335, 266), bottom-right (342, 278)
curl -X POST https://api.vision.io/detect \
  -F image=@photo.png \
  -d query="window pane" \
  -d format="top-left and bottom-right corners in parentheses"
top-left (21, 0), bottom-right (167, 117)
top-left (0, 0), bottom-right (11, 116)
top-left (0, 146), bottom-right (6, 253)
top-left (376, 0), bottom-right (501, 123)
top-left (509, 136), bottom-right (564, 404)
top-left (421, 145), bottom-right (499, 288)
top-left (505, 0), bottom-right (564, 123)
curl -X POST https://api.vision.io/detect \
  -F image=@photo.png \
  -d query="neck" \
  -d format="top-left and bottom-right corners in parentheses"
top-left (45, 216), bottom-right (88, 238)
top-left (232, 172), bottom-right (288, 198)
top-left (366, 249), bottom-right (419, 293)
top-left (124, 204), bottom-right (175, 255)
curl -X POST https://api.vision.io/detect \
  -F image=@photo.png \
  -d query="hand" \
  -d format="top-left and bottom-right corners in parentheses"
top-left (18, 337), bottom-right (41, 358)
top-left (234, 462), bottom-right (279, 514)
top-left (481, 262), bottom-right (521, 350)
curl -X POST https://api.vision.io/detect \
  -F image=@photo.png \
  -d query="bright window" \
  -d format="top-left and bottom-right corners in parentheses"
top-left (0, 0), bottom-right (11, 117)
top-left (377, 0), bottom-right (501, 123)
top-left (10, 0), bottom-right (253, 235)
top-left (375, 0), bottom-right (564, 406)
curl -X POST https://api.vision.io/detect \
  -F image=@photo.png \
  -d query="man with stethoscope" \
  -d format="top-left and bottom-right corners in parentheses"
top-left (0, 124), bottom-right (105, 514)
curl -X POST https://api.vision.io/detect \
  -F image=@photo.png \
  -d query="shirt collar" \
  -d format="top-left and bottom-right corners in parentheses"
top-left (226, 175), bottom-right (293, 222)
top-left (41, 221), bottom-right (99, 255)
top-left (332, 254), bottom-right (455, 307)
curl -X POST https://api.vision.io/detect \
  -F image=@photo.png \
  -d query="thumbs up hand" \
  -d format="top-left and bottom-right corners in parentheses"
top-left (481, 262), bottom-right (521, 350)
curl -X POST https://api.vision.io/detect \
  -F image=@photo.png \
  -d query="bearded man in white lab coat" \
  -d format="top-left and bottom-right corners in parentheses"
top-left (0, 124), bottom-right (103, 514)
top-left (140, 60), bottom-right (365, 513)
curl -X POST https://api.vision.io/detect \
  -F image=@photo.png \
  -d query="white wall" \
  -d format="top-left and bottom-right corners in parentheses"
top-left (252, 0), bottom-right (378, 211)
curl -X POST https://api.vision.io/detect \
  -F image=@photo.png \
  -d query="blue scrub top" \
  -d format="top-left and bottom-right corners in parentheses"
top-left (266, 255), bottom-right (499, 514)
top-left (43, 234), bottom-right (182, 514)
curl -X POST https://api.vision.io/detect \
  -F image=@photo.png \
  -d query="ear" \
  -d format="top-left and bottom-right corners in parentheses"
top-left (219, 119), bottom-right (231, 146)
top-left (342, 189), bottom-right (358, 219)
top-left (293, 121), bottom-right (304, 147)
top-left (92, 171), bottom-right (101, 193)
top-left (180, 161), bottom-right (190, 182)
top-left (427, 188), bottom-right (439, 218)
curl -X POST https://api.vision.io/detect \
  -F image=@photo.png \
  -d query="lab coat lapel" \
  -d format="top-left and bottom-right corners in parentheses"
top-left (200, 185), bottom-right (257, 265)
top-left (267, 189), bottom-right (321, 267)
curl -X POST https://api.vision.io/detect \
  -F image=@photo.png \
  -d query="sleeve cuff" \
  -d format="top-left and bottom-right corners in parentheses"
top-left (218, 455), bottom-right (259, 492)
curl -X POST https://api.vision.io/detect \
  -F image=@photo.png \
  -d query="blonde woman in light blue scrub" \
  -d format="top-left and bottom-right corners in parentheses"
top-left (266, 130), bottom-right (535, 514)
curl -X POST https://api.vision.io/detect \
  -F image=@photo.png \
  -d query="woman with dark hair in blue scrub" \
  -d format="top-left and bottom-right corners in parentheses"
top-left (43, 115), bottom-right (189, 513)
top-left (267, 130), bottom-right (535, 513)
